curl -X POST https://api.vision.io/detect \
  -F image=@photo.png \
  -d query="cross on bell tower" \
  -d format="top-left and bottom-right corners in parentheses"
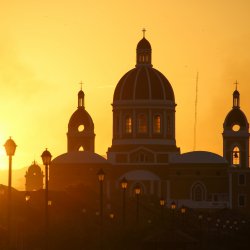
top-left (233, 81), bottom-right (240, 108)
top-left (79, 81), bottom-right (84, 90)
top-left (234, 80), bottom-right (239, 90)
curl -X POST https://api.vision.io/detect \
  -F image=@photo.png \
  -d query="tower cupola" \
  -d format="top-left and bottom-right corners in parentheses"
top-left (78, 90), bottom-right (85, 108)
top-left (136, 29), bottom-right (152, 67)
top-left (233, 89), bottom-right (240, 108)
top-left (233, 81), bottom-right (240, 108)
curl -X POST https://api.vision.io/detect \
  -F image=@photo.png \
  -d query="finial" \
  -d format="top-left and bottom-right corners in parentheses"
top-left (234, 80), bottom-right (239, 90)
top-left (79, 81), bottom-right (84, 90)
top-left (142, 28), bottom-right (146, 38)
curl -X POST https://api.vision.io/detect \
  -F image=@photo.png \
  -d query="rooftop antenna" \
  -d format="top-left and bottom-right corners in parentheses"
top-left (142, 28), bottom-right (146, 38)
top-left (193, 72), bottom-right (199, 151)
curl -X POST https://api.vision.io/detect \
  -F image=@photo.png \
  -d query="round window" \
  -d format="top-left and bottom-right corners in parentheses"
top-left (232, 124), bottom-right (240, 132)
top-left (78, 124), bottom-right (84, 132)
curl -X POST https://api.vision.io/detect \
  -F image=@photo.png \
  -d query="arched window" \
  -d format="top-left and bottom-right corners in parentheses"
top-left (79, 146), bottom-right (84, 151)
top-left (153, 115), bottom-right (161, 133)
top-left (138, 114), bottom-right (147, 133)
top-left (191, 183), bottom-right (206, 201)
top-left (232, 146), bottom-right (240, 165)
top-left (125, 115), bottom-right (132, 134)
top-left (194, 186), bottom-right (203, 201)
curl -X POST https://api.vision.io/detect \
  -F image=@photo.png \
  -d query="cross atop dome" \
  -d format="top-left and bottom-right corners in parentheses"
top-left (234, 80), bottom-right (239, 90)
top-left (136, 29), bottom-right (152, 67)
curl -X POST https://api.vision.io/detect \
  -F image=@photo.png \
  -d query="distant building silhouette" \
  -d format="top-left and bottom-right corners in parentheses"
top-left (48, 33), bottom-right (250, 211)
top-left (25, 161), bottom-right (44, 191)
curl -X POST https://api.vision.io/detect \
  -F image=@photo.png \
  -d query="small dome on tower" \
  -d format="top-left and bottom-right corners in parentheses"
top-left (26, 161), bottom-right (42, 174)
top-left (78, 90), bottom-right (85, 98)
top-left (136, 37), bottom-right (152, 51)
top-left (68, 108), bottom-right (94, 131)
top-left (233, 89), bottom-right (239, 97)
top-left (223, 109), bottom-right (248, 129)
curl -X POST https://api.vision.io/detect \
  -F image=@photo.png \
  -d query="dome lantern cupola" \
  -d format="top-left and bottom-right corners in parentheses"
top-left (78, 82), bottom-right (85, 108)
top-left (78, 90), bottom-right (85, 108)
top-left (136, 29), bottom-right (152, 67)
top-left (233, 81), bottom-right (240, 108)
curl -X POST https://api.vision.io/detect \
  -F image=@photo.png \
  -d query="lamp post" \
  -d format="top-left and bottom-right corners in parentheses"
top-left (180, 205), bottom-right (186, 227)
top-left (159, 198), bottom-right (166, 222)
top-left (4, 137), bottom-right (17, 249)
top-left (170, 201), bottom-right (176, 233)
top-left (198, 214), bottom-right (203, 248)
top-left (41, 148), bottom-right (52, 250)
top-left (120, 177), bottom-right (128, 227)
top-left (134, 184), bottom-right (141, 224)
top-left (97, 168), bottom-right (105, 250)
top-left (25, 192), bottom-right (31, 249)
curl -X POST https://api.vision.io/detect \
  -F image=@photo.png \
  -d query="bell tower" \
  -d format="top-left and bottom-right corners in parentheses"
top-left (223, 84), bottom-right (249, 168)
top-left (67, 87), bottom-right (95, 152)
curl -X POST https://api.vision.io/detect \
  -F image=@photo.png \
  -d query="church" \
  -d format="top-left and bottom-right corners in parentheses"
top-left (26, 33), bottom-right (250, 213)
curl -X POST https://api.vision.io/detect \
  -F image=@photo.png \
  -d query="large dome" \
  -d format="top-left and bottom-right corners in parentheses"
top-left (52, 151), bottom-right (107, 164)
top-left (171, 151), bottom-right (228, 164)
top-left (113, 67), bottom-right (174, 102)
top-left (113, 36), bottom-right (175, 103)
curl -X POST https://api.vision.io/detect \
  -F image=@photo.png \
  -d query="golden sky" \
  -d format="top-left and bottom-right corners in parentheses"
top-left (0, 0), bottom-right (250, 170)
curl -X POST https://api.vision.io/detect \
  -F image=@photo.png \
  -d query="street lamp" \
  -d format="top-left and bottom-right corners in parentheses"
top-left (170, 201), bottom-right (176, 210)
top-left (180, 205), bottom-right (186, 214)
top-left (120, 177), bottom-right (128, 227)
top-left (180, 205), bottom-right (186, 226)
top-left (4, 136), bottom-right (17, 249)
top-left (25, 191), bottom-right (31, 249)
top-left (170, 201), bottom-right (176, 233)
top-left (25, 192), bottom-right (31, 202)
top-left (134, 184), bottom-right (141, 224)
top-left (97, 168), bottom-right (105, 250)
top-left (159, 198), bottom-right (166, 222)
top-left (41, 148), bottom-right (52, 250)
top-left (198, 214), bottom-right (203, 248)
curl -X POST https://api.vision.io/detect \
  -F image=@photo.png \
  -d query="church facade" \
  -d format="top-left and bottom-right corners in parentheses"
top-left (44, 35), bottom-right (249, 213)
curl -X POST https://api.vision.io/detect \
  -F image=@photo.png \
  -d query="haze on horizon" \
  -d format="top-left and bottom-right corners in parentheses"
top-left (0, 0), bottom-right (250, 174)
